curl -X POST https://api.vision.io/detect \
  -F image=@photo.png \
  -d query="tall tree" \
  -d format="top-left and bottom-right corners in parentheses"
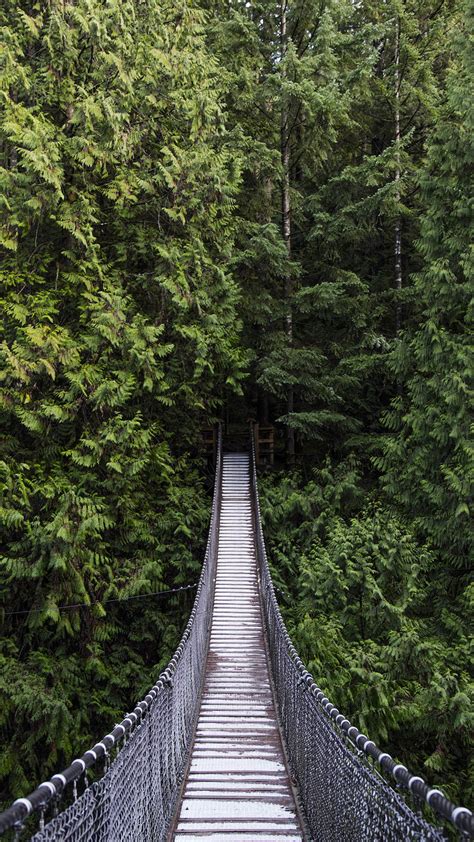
top-left (280, 0), bottom-right (296, 463)
top-left (0, 0), bottom-right (244, 802)
top-left (379, 0), bottom-right (473, 572)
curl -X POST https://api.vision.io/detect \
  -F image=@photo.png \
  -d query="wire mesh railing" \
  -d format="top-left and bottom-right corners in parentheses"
top-left (0, 427), bottom-right (222, 841)
top-left (1, 424), bottom-right (472, 841)
top-left (249, 424), bottom-right (473, 841)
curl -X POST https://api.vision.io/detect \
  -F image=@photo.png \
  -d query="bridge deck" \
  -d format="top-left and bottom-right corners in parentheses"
top-left (173, 453), bottom-right (303, 842)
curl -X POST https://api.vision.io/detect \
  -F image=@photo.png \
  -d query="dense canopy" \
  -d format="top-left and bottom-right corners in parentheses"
top-left (0, 0), bottom-right (472, 814)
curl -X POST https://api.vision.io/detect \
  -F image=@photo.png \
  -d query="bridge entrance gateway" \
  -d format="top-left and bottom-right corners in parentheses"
top-left (173, 453), bottom-right (304, 840)
top-left (0, 426), bottom-right (472, 841)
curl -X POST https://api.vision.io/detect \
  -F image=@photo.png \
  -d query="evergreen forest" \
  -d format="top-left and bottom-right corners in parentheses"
top-left (0, 0), bottom-right (472, 816)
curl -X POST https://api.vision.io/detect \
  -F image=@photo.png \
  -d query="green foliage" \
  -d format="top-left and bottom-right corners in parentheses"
top-left (0, 0), bottom-right (245, 806)
top-left (215, 0), bottom-right (472, 807)
top-left (210, 0), bottom-right (455, 461)
top-left (378, 1), bottom-right (473, 570)
top-left (0, 0), bottom-right (471, 818)
top-left (260, 469), bottom-right (473, 804)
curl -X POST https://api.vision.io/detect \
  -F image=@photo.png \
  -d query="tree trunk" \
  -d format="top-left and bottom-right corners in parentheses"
top-left (394, 16), bottom-right (402, 333)
top-left (281, 0), bottom-right (295, 465)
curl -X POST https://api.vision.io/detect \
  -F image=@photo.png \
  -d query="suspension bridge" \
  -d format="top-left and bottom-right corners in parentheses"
top-left (0, 427), bottom-right (472, 841)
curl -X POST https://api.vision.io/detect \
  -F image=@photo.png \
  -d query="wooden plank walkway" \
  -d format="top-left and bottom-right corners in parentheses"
top-left (173, 453), bottom-right (304, 842)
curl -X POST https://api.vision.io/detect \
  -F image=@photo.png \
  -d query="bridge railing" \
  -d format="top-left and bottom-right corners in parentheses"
top-left (250, 425), bottom-right (473, 841)
top-left (0, 426), bottom-right (222, 841)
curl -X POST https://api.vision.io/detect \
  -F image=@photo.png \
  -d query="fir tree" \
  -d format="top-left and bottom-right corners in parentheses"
top-left (379, 0), bottom-right (473, 572)
top-left (0, 0), bottom-right (244, 802)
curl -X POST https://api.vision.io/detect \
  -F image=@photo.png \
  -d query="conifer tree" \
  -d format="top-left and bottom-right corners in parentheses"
top-left (300, 0), bottom-right (454, 461)
top-left (0, 0), bottom-right (244, 802)
top-left (209, 0), bottom-right (452, 463)
top-left (257, 0), bottom-right (473, 802)
top-left (379, 0), bottom-right (473, 571)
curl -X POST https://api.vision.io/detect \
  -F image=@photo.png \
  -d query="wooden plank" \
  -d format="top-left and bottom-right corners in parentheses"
top-left (173, 454), bottom-right (303, 841)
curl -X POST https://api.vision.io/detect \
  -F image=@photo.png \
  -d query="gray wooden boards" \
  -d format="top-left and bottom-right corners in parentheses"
top-left (173, 454), bottom-right (303, 842)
